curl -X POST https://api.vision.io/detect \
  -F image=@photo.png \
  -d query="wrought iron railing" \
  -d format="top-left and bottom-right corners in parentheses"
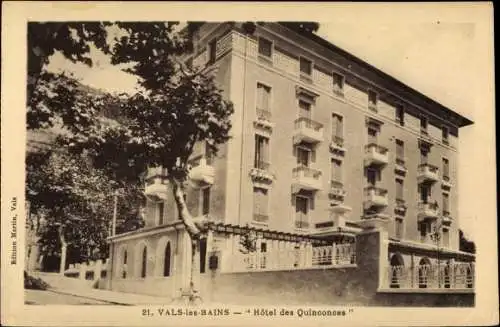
top-left (418, 163), bottom-right (439, 173)
top-left (256, 108), bottom-right (272, 121)
top-left (364, 186), bottom-right (388, 197)
top-left (253, 213), bottom-right (269, 223)
top-left (331, 135), bottom-right (344, 147)
top-left (292, 166), bottom-right (322, 179)
top-left (365, 143), bottom-right (388, 154)
top-left (294, 117), bottom-right (323, 131)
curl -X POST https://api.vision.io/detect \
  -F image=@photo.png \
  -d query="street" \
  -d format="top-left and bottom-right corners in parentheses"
top-left (25, 289), bottom-right (114, 305)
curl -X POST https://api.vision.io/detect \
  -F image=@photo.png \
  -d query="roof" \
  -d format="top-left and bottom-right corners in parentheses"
top-left (278, 23), bottom-right (474, 127)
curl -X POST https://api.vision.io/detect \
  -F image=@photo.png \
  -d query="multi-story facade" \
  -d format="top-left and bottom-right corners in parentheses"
top-left (107, 22), bottom-right (475, 302)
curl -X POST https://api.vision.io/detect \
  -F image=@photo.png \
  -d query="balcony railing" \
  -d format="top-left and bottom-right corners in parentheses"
top-left (188, 155), bottom-right (215, 185)
top-left (330, 180), bottom-right (344, 189)
top-left (417, 163), bottom-right (439, 183)
top-left (364, 186), bottom-right (388, 197)
top-left (292, 166), bottom-right (321, 179)
top-left (384, 262), bottom-right (474, 290)
top-left (419, 201), bottom-right (439, 211)
top-left (332, 135), bottom-right (344, 147)
top-left (364, 143), bottom-right (389, 166)
top-left (231, 242), bottom-right (356, 273)
top-left (396, 158), bottom-right (405, 166)
top-left (256, 108), bottom-right (272, 121)
top-left (365, 143), bottom-right (388, 155)
top-left (443, 175), bottom-right (450, 182)
top-left (294, 117), bottom-right (323, 131)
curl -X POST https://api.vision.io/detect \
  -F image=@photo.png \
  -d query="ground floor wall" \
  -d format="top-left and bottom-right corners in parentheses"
top-left (102, 228), bottom-right (474, 306)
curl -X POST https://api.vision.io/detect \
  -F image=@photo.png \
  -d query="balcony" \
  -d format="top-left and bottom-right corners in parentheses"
top-left (364, 143), bottom-right (389, 167)
top-left (363, 186), bottom-right (389, 209)
top-left (293, 117), bottom-right (324, 144)
top-left (329, 180), bottom-right (347, 203)
top-left (417, 163), bottom-right (439, 184)
top-left (417, 201), bottom-right (440, 222)
top-left (442, 210), bottom-right (452, 224)
top-left (329, 135), bottom-right (346, 154)
top-left (441, 175), bottom-right (452, 189)
top-left (395, 198), bottom-right (407, 215)
top-left (295, 219), bottom-right (310, 229)
top-left (144, 167), bottom-right (169, 200)
top-left (188, 155), bottom-right (215, 186)
top-left (253, 108), bottom-right (275, 131)
top-left (359, 212), bottom-right (390, 229)
top-left (395, 158), bottom-right (407, 175)
top-left (292, 166), bottom-right (322, 192)
top-left (249, 161), bottom-right (274, 185)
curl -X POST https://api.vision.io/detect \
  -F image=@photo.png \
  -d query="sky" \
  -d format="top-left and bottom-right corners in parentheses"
top-left (45, 21), bottom-right (485, 240)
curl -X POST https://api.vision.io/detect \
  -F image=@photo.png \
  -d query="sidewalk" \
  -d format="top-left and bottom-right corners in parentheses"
top-left (47, 287), bottom-right (175, 305)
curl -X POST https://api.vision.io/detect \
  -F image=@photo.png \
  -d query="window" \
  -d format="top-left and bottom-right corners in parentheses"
top-left (201, 187), bottom-right (210, 215)
top-left (254, 134), bottom-right (269, 170)
top-left (442, 158), bottom-right (450, 180)
top-left (442, 228), bottom-right (450, 247)
top-left (419, 222), bottom-right (430, 242)
top-left (295, 196), bottom-right (309, 228)
top-left (396, 179), bottom-right (404, 200)
top-left (256, 83), bottom-right (271, 112)
top-left (332, 113), bottom-right (344, 139)
top-left (157, 202), bottom-right (165, 225)
top-left (368, 127), bottom-right (378, 144)
top-left (420, 148), bottom-right (428, 164)
top-left (298, 99), bottom-right (312, 119)
top-left (442, 193), bottom-right (450, 213)
top-left (258, 37), bottom-right (272, 58)
top-left (199, 238), bottom-right (207, 274)
top-left (208, 38), bottom-right (217, 64)
top-left (331, 159), bottom-right (342, 183)
top-left (395, 218), bottom-right (404, 239)
top-left (442, 126), bottom-right (449, 144)
top-left (396, 105), bottom-right (405, 125)
top-left (366, 168), bottom-right (380, 185)
top-left (163, 243), bottom-right (171, 277)
top-left (419, 184), bottom-right (431, 202)
top-left (396, 139), bottom-right (404, 162)
top-left (368, 90), bottom-right (378, 109)
top-left (420, 116), bottom-right (428, 134)
top-left (141, 247), bottom-right (147, 278)
top-left (253, 187), bottom-right (269, 222)
top-left (296, 146), bottom-right (310, 167)
top-left (332, 72), bottom-right (344, 91)
top-left (299, 57), bottom-right (312, 76)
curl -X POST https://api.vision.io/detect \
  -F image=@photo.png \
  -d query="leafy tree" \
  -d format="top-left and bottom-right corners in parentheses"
top-left (279, 22), bottom-right (320, 34)
top-left (28, 22), bottom-right (234, 297)
top-left (26, 147), bottom-right (144, 272)
top-left (459, 229), bottom-right (476, 254)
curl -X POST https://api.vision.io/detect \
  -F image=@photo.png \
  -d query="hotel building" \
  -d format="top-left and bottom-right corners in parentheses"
top-left (107, 22), bottom-right (475, 302)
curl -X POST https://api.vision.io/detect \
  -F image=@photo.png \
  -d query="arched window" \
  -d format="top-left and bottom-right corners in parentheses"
top-left (141, 247), bottom-right (147, 278)
top-left (389, 254), bottom-right (404, 288)
top-left (163, 243), bottom-right (171, 277)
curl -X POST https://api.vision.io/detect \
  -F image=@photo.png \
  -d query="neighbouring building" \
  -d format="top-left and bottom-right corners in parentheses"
top-left (105, 22), bottom-right (475, 306)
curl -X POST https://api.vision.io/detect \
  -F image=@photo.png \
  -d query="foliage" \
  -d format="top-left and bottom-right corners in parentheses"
top-left (26, 148), bottom-right (144, 264)
top-left (239, 228), bottom-right (258, 254)
top-left (24, 271), bottom-right (50, 290)
top-left (459, 229), bottom-right (476, 254)
top-left (279, 22), bottom-right (320, 34)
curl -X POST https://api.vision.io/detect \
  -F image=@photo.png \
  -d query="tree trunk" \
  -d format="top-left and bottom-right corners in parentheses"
top-left (169, 177), bottom-right (203, 291)
top-left (58, 226), bottom-right (67, 275)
